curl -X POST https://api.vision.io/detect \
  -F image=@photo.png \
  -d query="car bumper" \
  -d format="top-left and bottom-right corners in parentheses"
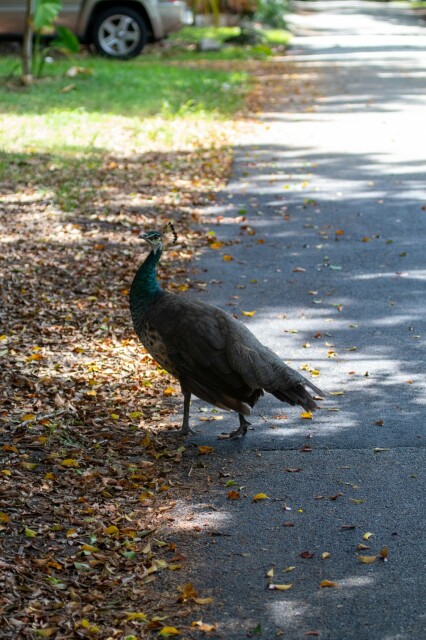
top-left (158, 1), bottom-right (193, 36)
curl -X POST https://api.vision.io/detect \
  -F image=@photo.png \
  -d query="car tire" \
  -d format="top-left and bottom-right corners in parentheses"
top-left (92, 7), bottom-right (148, 59)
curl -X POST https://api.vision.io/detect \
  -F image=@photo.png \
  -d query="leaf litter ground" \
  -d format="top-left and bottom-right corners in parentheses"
top-left (0, 60), bottom-right (317, 638)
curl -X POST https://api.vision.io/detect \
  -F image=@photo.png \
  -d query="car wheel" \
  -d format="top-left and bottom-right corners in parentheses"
top-left (92, 7), bottom-right (148, 59)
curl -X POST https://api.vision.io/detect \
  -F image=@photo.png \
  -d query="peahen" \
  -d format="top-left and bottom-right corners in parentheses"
top-left (130, 228), bottom-right (323, 438)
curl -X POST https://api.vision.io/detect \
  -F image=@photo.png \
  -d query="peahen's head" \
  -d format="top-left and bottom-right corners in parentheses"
top-left (140, 223), bottom-right (177, 253)
top-left (140, 230), bottom-right (163, 253)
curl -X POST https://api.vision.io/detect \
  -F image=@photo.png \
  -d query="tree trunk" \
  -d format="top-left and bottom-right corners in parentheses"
top-left (22, 0), bottom-right (34, 83)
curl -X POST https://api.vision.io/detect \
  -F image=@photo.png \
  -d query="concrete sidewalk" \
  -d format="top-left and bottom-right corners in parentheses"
top-left (169, 2), bottom-right (426, 638)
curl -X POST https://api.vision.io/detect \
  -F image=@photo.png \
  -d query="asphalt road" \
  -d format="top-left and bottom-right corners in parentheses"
top-left (169, 2), bottom-right (426, 638)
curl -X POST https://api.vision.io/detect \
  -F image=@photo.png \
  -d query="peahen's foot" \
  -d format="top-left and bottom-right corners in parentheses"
top-left (178, 421), bottom-right (196, 436)
top-left (219, 415), bottom-right (251, 440)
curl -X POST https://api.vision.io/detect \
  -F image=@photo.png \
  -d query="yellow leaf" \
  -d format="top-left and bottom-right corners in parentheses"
top-left (310, 370), bottom-right (320, 376)
top-left (110, 413), bottom-right (120, 419)
top-left (335, 229), bottom-right (345, 235)
top-left (21, 462), bottom-right (38, 471)
top-left (126, 612), bottom-right (149, 622)
top-left (357, 543), bottom-right (370, 551)
top-left (34, 628), bottom-right (57, 637)
top-left (242, 310), bottom-right (256, 317)
top-left (300, 411), bottom-right (313, 419)
top-left (266, 567), bottom-right (274, 578)
top-left (129, 411), bottom-right (143, 419)
top-left (21, 413), bottom-right (36, 422)
top-left (60, 458), bottom-right (79, 468)
top-left (163, 387), bottom-right (176, 396)
top-left (66, 528), bottom-right (78, 538)
top-left (283, 566), bottom-right (295, 573)
top-left (25, 526), bottom-right (37, 538)
top-left (253, 493), bottom-right (269, 502)
top-left (321, 552), bottom-right (331, 560)
top-left (192, 621), bottom-right (217, 632)
top-left (329, 391), bottom-right (344, 396)
top-left (269, 583), bottom-right (293, 591)
top-left (0, 512), bottom-right (10, 523)
top-left (320, 580), bottom-right (338, 588)
top-left (194, 597), bottom-right (213, 605)
top-left (177, 582), bottom-right (198, 602)
top-left (209, 242), bottom-right (223, 249)
top-left (198, 446), bottom-right (214, 455)
top-left (105, 525), bottom-right (119, 537)
top-left (45, 472), bottom-right (55, 481)
top-left (350, 499), bottom-right (364, 504)
top-left (80, 544), bottom-right (100, 553)
top-left (363, 532), bottom-right (374, 540)
top-left (80, 619), bottom-right (100, 632)
top-left (159, 627), bottom-right (181, 637)
top-left (1, 469), bottom-right (12, 476)
top-left (223, 254), bottom-right (234, 261)
top-left (359, 555), bottom-right (377, 564)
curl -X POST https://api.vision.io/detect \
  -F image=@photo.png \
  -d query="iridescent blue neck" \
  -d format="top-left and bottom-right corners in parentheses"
top-left (130, 248), bottom-right (163, 316)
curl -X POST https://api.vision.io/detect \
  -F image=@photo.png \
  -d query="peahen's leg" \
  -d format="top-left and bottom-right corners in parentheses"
top-left (228, 414), bottom-right (251, 439)
top-left (179, 390), bottom-right (196, 436)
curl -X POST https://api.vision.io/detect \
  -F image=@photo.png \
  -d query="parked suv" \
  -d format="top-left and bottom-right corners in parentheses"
top-left (0, 0), bottom-right (191, 59)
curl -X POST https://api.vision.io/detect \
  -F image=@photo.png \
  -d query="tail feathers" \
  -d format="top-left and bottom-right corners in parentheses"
top-left (272, 383), bottom-right (321, 412)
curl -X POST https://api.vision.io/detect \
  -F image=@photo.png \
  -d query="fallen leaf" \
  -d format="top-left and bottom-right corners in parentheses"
top-left (357, 544), bottom-right (370, 551)
top-left (363, 532), bottom-right (374, 540)
top-left (177, 582), bottom-right (198, 603)
top-left (374, 447), bottom-right (390, 453)
top-left (60, 458), bottom-right (79, 468)
top-left (223, 254), bottom-right (233, 261)
top-left (194, 597), bottom-right (213, 605)
top-left (379, 546), bottom-right (388, 560)
top-left (253, 493), bottom-right (269, 502)
top-left (269, 583), bottom-right (293, 591)
top-left (266, 567), bottom-right (274, 578)
top-left (25, 526), bottom-right (37, 538)
top-left (320, 580), bottom-right (338, 588)
top-left (300, 551), bottom-right (314, 559)
top-left (300, 411), bottom-right (313, 419)
top-left (209, 242), bottom-right (223, 249)
top-left (126, 612), bottom-right (149, 621)
top-left (191, 621), bottom-right (217, 632)
top-left (21, 413), bottom-right (36, 422)
top-left (242, 310), bottom-right (256, 317)
top-left (163, 387), bottom-right (176, 396)
top-left (105, 525), bottom-right (119, 537)
top-left (198, 446), bottom-right (214, 455)
top-left (321, 552), bottom-right (331, 560)
top-left (159, 627), bottom-right (181, 637)
top-left (292, 267), bottom-right (306, 273)
top-left (0, 512), bottom-right (10, 523)
top-left (283, 566), bottom-right (295, 572)
top-left (285, 468), bottom-right (303, 473)
top-left (227, 490), bottom-right (241, 500)
top-left (358, 555), bottom-right (377, 564)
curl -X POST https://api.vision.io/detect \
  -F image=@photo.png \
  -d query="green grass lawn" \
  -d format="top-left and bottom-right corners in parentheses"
top-left (0, 54), bottom-right (249, 155)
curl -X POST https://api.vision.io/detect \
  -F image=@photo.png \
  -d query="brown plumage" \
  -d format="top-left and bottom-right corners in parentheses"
top-left (130, 230), bottom-right (323, 438)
